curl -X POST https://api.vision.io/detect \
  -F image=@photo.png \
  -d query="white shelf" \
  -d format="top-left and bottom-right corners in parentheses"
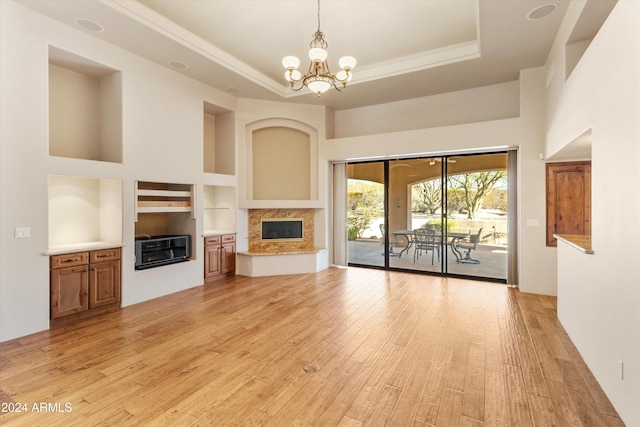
top-left (137, 206), bottom-right (192, 214)
top-left (135, 181), bottom-right (195, 220)
top-left (137, 189), bottom-right (191, 198)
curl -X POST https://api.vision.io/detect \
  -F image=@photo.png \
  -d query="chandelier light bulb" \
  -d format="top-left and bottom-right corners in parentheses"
top-left (284, 69), bottom-right (302, 82)
top-left (335, 70), bottom-right (352, 82)
top-left (306, 78), bottom-right (332, 95)
top-left (308, 48), bottom-right (328, 62)
top-left (338, 56), bottom-right (357, 70)
top-left (282, 56), bottom-right (300, 70)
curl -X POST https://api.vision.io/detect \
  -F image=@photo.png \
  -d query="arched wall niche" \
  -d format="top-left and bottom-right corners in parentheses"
top-left (244, 118), bottom-right (319, 202)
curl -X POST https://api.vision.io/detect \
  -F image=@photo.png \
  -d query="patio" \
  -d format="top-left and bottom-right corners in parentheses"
top-left (348, 237), bottom-right (507, 280)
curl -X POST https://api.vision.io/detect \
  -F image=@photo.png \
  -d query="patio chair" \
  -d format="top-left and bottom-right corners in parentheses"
top-left (379, 223), bottom-right (401, 257)
top-left (413, 228), bottom-right (441, 264)
top-left (455, 228), bottom-right (483, 263)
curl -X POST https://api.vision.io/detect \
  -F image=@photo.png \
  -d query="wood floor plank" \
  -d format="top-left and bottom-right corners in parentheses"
top-left (414, 359), bottom-right (451, 424)
top-left (545, 379), bottom-right (585, 426)
top-left (556, 358), bottom-right (613, 426)
top-left (462, 344), bottom-right (485, 422)
top-left (446, 340), bottom-right (470, 392)
top-left (484, 321), bottom-right (503, 373)
top-left (345, 344), bottom-right (406, 422)
top-left (0, 268), bottom-right (624, 427)
top-left (435, 388), bottom-right (464, 426)
top-left (484, 368), bottom-right (508, 426)
top-left (503, 364), bottom-right (534, 426)
top-left (460, 415), bottom-right (485, 427)
top-left (514, 332), bottom-right (550, 398)
top-left (388, 361), bottom-right (431, 426)
top-left (528, 394), bottom-right (559, 427)
top-left (363, 384), bottom-right (402, 426)
top-left (527, 327), bottom-right (564, 382)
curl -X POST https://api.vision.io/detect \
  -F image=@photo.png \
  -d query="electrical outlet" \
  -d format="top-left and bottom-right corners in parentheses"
top-left (14, 227), bottom-right (30, 239)
top-left (618, 359), bottom-right (624, 380)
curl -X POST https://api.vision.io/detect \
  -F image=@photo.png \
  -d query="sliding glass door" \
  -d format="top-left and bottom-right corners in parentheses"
top-left (387, 158), bottom-right (443, 273)
top-left (346, 161), bottom-right (385, 268)
top-left (347, 152), bottom-right (510, 282)
top-left (443, 154), bottom-right (508, 280)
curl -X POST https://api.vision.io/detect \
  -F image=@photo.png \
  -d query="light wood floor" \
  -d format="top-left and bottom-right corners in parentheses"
top-left (0, 267), bottom-right (624, 426)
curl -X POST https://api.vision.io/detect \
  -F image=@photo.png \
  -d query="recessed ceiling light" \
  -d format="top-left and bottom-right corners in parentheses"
top-left (227, 87), bottom-right (241, 94)
top-left (75, 18), bottom-right (104, 32)
top-left (168, 60), bottom-right (188, 70)
top-left (527, 4), bottom-right (558, 20)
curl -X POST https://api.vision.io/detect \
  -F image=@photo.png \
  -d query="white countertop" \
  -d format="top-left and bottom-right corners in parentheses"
top-left (45, 241), bottom-right (123, 256)
top-left (203, 230), bottom-right (236, 237)
top-left (553, 234), bottom-right (593, 254)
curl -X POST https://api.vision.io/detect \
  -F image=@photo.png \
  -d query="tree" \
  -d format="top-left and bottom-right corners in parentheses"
top-left (447, 171), bottom-right (506, 219)
top-left (347, 180), bottom-right (384, 238)
top-left (412, 180), bottom-right (441, 214)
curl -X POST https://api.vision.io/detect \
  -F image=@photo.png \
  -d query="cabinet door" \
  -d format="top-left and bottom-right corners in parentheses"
top-left (221, 242), bottom-right (236, 274)
top-left (89, 260), bottom-right (121, 308)
top-left (205, 244), bottom-right (221, 278)
top-left (51, 266), bottom-right (88, 319)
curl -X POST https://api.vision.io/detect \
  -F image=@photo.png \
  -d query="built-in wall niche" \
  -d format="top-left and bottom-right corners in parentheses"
top-left (251, 126), bottom-right (313, 200)
top-left (564, 1), bottom-right (616, 80)
top-left (204, 102), bottom-right (235, 175)
top-left (203, 185), bottom-right (236, 233)
top-left (48, 46), bottom-right (122, 163)
top-left (134, 181), bottom-right (196, 253)
top-left (48, 175), bottom-right (123, 250)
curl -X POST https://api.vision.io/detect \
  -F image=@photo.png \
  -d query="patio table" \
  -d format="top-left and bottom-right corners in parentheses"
top-left (391, 230), bottom-right (414, 258)
top-left (392, 230), bottom-right (479, 263)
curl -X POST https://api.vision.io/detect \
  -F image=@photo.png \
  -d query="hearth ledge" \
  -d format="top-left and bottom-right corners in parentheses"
top-left (237, 248), bottom-right (329, 277)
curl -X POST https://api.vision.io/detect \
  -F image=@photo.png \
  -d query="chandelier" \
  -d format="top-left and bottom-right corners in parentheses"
top-left (282, 0), bottom-right (356, 96)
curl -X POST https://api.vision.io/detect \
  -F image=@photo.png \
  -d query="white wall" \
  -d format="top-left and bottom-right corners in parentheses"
top-left (547, 2), bottom-right (640, 425)
top-left (0, 1), bottom-right (238, 341)
top-left (334, 80), bottom-right (520, 138)
top-left (325, 69), bottom-right (556, 295)
top-left (236, 98), bottom-right (329, 253)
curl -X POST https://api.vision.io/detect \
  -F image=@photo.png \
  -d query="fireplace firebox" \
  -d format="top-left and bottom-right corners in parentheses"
top-left (261, 218), bottom-right (303, 241)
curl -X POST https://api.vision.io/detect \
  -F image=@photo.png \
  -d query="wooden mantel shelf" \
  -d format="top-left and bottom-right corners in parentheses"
top-left (554, 234), bottom-right (593, 254)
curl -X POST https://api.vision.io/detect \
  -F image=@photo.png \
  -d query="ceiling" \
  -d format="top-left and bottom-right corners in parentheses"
top-left (17, 0), bottom-right (611, 110)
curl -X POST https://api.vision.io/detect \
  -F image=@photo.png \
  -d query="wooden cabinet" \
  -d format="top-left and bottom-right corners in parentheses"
top-left (221, 235), bottom-right (236, 275)
top-left (50, 248), bottom-right (121, 319)
top-left (50, 253), bottom-right (89, 319)
top-left (205, 234), bottom-right (236, 283)
top-left (89, 248), bottom-right (121, 308)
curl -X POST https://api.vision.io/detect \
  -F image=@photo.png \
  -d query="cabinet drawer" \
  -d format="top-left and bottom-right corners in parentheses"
top-left (51, 252), bottom-right (89, 269)
top-left (205, 236), bottom-right (221, 245)
top-left (90, 248), bottom-right (121, 263)
top-left (222, 234), bottom-right (236, 243)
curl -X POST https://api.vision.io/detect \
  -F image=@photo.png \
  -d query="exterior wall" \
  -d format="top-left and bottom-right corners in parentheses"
top-left (547, 2), bottom-right (640, 425)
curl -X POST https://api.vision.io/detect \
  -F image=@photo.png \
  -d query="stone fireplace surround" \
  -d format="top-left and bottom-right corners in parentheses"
top-left (248, 208), bottom-right (314, 254)
top-left (237, 208), bottom-right (329, 277)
